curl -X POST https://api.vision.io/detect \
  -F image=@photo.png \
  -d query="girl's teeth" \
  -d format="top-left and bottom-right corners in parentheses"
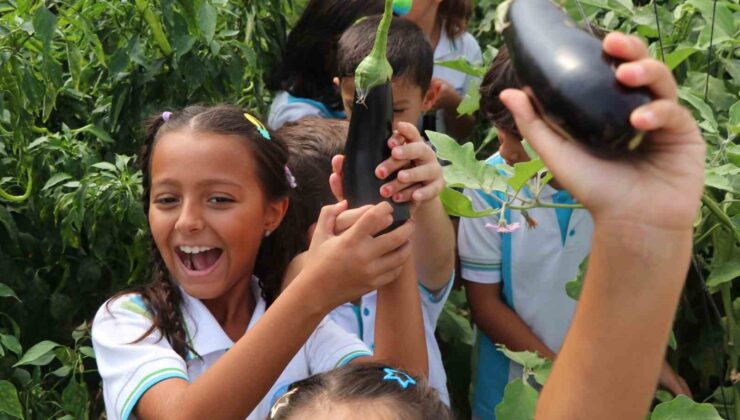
top-left (180, 246), bottom-right (214, 254)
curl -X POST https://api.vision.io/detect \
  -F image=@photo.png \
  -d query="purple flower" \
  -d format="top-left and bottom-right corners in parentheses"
top-left (485, 222), bottom-right (521, 233)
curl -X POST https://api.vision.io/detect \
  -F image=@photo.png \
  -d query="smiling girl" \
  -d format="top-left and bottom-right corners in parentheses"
top-left (91, 105), bottom-right (425, 420)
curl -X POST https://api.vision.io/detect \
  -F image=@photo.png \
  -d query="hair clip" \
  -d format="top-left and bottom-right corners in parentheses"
top-left (270, 387), bottom-right (298, 419)
top-left (162, 111), bottom-right (172, 122)
top-left (244, 112), bottom-right (271, 140)
top-left (382, 367), bottom-right (416, 389)
top-left (284, 165), bottom-right (297, 189)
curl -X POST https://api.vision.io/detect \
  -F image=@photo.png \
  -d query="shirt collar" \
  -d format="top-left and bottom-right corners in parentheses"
top-left (180, 276), bottom-right (265, 358)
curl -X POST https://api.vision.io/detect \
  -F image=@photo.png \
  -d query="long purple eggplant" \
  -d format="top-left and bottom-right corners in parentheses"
top-left (502, 0), bottom-right (652, 157)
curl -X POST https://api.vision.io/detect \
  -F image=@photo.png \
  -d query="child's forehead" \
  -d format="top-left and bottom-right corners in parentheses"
top-left (151, 129), bottom-right (257, 174)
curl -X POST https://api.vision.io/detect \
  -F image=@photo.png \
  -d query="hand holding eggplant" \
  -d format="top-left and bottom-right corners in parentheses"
top-left (500, 32), bottom-right (705, 233)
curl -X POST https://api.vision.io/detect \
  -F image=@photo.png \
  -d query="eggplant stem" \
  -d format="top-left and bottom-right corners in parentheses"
top-left (627, 131), bottom-right (645, 151)
top-left (354, 0), bottom-right (394, 102)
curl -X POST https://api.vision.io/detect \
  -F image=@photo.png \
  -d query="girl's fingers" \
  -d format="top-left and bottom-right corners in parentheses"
top-left (311, 201), bottom-right (348, 244)
top-left (376, 157), bottom-right (411, 180)
top-left (335, 205), bottom-right (374, 234)
top-left (630, 99), bottom-right (698, 136)
top-left (367, 242), bottom-right (413, 282)
top-left (329, 172), bottom-right (345, 201)
top-left (603, 32), bottom-right (649, 62)
top-left (394, 121), bottom-right (423, 144)
top-left (347, 202), bottom-right (394, 239)
top-left (411, 180), bottom-right (444, 202)
top-left (331, 154), bottom-right (345, 176)
top-left (390, 142), bottom-right (434, 162)
top-left (499, 89), bottom-right (572, 167)
top-left (392, 185), bottom-right (420, 203)
top-left (369, 220), bottom-right (414, 256)
top-left (616, 59), bottom-right (677, 101)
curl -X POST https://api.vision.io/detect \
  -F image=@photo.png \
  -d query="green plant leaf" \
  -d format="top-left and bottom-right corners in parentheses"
top-left (42, 173), bottom-right (73, 191)
top-left (12, 340), bottom-right (60, 367)
top-left (678, 88), bottom-right (717, 133)
top-left (495, 379), bottom-right (538, 420)
top-left (33, 6), bottom-right (57, 50)
top-left (706, 260), bottom-right (740, 289)
top-left (0, 334), bottom-right (22, 355)
top-left (0, 283), bottom-right (20, 301)
top-left (668, 330), bottom-right (677, 351)
top-left (664, 47), bottom-right (698, 70)
top-left (565, 256), bottom-right (589, 300)
top-left (198, 2), bottom-right (217, 43)
top-left (435, 57), bottom-right (485, 78)
top-left (73, 124), bottom-right (114, 144)
top-left (705, 164), bottom-right (740, 194)
top-left (0, 206), bottom-right (18, 244)
top-left (498, 346), bottom-right (548, 370)
top-left (457, 80), bottom-right (480, 116)
top-left (0, 380), bottom-right (23, 419)
top-left (79, 346), bottom-right (95, 359)
top-left (650, 395), bottom-right (722, 419)
top-left (439, 187), bottom-right (493, 218)
top-left (62, 379), bottom-right (87, 418)
top-left (427, 131), bottom-right (505, 194)
top-left (91, 162), bottom-right (117, 173)
top-left (507, 160), bottom-right (545, 192)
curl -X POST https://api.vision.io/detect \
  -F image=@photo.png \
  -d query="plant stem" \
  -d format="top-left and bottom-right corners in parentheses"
top-left (702, 192), bottom-right (740, 244)
top-left (720, 283), bottom-right (740, 420)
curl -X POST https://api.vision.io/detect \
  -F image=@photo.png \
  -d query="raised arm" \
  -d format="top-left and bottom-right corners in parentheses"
top-left (500, 32), bottom-right (705, 419)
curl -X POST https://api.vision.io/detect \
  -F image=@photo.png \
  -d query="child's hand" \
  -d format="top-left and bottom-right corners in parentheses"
top-left (300, 200), bottom-right (414, 309)
top-left (430, 77), bottom-right (461, 112)
top-left (500, 32), bottom-right (705, 233)
top-left (329, 122), bottom-right (444, 209)
top-left (658, 360), bottom-right (692, 398)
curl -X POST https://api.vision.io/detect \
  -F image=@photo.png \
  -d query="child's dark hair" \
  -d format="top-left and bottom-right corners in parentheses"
top-left (337, 15), bottom-right (434, 94)
top-left (266, 0), bottom-right (385, 111)
top-left (269, 363), bottom-right (454, 420)
top-left (115, 105), bottom-right (304, 360)
top-left (479, 45), bottom-right (522, 138)
top-left (276, 118), bottom-right (348, 236)
top-left (438, 0), bottom-right (473, 40)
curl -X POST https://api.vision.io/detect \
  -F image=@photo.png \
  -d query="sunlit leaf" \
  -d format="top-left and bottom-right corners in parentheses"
top-left (495, 379), bottom-right (538, 420)
top-left (650, 395), bottom-right (722, 419)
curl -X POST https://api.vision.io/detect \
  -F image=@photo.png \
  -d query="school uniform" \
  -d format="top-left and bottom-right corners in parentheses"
top-left (432, 30), bottom-right (482, 134)
top-left (329, 274), bottom-right (455, 406)
top-left (458, 154), bottom-right (593, 419)
top-left (92, 277), bottom-right (371, 420)
top-left (267, 91), bottom-right (346, 130)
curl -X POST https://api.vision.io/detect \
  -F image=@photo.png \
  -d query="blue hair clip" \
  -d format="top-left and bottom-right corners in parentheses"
top-left (382, 367), bottom-right (416, 389)
top-left (244, 112), bottom-right (271, 140)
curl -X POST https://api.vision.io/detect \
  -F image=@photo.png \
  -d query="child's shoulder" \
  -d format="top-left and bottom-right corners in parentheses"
top-left (93, 293), bottom-right (154, 327)
top-left (439, 30), bottom-right (482, 59)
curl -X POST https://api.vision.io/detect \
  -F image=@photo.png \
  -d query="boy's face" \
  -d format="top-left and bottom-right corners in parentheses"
top-left (338, 76), bottom-right (438, 129)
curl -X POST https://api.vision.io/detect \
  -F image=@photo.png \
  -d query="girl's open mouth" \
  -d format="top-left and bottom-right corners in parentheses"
top-left (175, 246), bottom-right (223, 275)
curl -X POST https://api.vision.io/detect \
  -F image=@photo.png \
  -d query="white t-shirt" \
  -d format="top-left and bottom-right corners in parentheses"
top-left (457, 153), bottom-right (593, 419)
top-left (329, 275), bottom-right (454, 405)
top-left (432, 30), bottom-right (483, 134)
top-left (92, 277), bottom-right (371, 420)
top-left (267, 91), bottom-right (346, 130)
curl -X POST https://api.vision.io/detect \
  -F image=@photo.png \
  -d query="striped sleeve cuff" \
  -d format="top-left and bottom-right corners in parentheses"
top-left (119, 364), bottom-right (189, 420)
top-left (335, 350), bottom-right (373, 368)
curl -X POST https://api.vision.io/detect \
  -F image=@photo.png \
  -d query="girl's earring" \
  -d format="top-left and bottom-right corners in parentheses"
top-left (265, 230), bottom-right (272, 238)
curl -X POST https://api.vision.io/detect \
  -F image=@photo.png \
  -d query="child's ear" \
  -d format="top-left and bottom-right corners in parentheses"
top-left (333, 77), bottom-right (340, 87)
top-left (421, 79), bottom-right (442, 112)
top-left (265, 196), bottom-right (290, 233)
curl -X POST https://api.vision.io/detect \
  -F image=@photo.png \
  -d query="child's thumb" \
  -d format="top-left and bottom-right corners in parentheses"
top-left (312, 200), bottom-right (348, 244)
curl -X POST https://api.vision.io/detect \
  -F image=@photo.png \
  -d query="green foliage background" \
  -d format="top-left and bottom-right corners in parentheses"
top-left (0, 0), bottom-right (738, 418)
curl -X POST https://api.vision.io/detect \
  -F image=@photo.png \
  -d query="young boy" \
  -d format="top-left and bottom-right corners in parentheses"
top-left (458, 45), bottom-right (692, 419)
top-left (334, 15), bottom-right (441, 130)
top-left (277, 112), bottom-right (455, 405)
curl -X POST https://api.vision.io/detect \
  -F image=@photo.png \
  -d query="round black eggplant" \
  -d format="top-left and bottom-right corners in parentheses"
top-left (343, 82), bottom-right (409, 233)
top-left (503, 0), bottom-right (652, 157)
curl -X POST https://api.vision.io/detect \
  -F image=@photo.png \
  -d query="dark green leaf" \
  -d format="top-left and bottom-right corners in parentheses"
top-left (12, 340), bottom-right (60, 367)
top-left (0, 334), bottom-right (22, 355)
top-left (0, 283), bottom-right (20, 301)
top-left (42, 173), bottom-right (73, 191)
top-left (62, 378), bottom-right (87, 418)
top-left (0, 206), bottom-right (18, 244)
top-left (198, 2), bottom-right (217, 43)
top-left (0, 380), bottom-right (23, 419)
top-left (32, 6), bottom-right (57, 50)
top-left (79, 346), bottom-right (95, 359)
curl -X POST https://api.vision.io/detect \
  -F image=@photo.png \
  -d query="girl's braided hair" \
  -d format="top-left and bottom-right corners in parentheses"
top-left (109, 105), bottom-right (305, 359)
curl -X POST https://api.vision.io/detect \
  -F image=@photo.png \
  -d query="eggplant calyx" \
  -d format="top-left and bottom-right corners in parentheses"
top-left (355, 0), bottom-right (394, 103)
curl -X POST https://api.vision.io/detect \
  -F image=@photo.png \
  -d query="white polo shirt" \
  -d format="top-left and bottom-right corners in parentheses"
top-left (267, 91), bottom-right (346, 130)
top-left (328, 275), bottom-right (454, 406)
top-left (432, 29), bottom-right (482, 134)
top-left (458, 154), bottom-right (593, 419)
top-left (92, 277), bottom-right (371, 420)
